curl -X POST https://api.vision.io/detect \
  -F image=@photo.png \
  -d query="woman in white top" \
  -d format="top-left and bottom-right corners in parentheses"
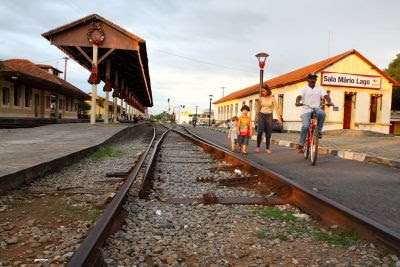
top-left (255, 85), bottom-right (283, 154)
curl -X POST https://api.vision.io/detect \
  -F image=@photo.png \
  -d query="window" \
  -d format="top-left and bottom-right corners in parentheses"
top-left (249, 100), bottom-right (253, 118)
top-left (46, 96), bottom-right (51, 109)
top-left (242, 101), bottom-right (246, 108)
top-left (2, 87), bottom-right (9, 105)
top-left (25, 87), bottom-right (31, 107)
top-left (370, 95), bottom-right (378, 123)
top-left (278, 94), bottom-right (284, 116)
top-left (66, 97), bottom-right (69, 111)
top-left (13, 84), bottom-right (20, 106)
top-left (230, 104), bottom-right (233, 118)
top-left (235, 103), bottom-right (238, 115)
top-left (74, 102), bottom-right (78, 112)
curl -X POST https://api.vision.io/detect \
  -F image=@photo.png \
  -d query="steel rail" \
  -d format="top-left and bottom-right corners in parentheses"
top-left (175, 125), bottom-right (400, 254)
top-left (67, 125), bottom-right (162, 267)
top-left (138, 125), bottom-right (172, 197)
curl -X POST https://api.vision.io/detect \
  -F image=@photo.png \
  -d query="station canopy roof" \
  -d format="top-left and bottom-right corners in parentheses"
top-left (42, 14), bottom-right (152, 109)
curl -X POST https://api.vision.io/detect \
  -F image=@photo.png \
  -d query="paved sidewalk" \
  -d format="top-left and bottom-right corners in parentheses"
top-left (201, 126), bottom-right (400, 168)
top-left (0, 123), bottom-right (147, 192)
top-left (271, 132), bottom-right (400, 160)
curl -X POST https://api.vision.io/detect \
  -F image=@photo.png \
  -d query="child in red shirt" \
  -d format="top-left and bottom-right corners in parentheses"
top-left (238, 105), bottom-right (252, 154)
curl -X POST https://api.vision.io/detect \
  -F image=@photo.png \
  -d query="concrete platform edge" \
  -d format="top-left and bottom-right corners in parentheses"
top-left (200, 126), bottom-right (400, 169)
top-left (0, 123), bottom-right (149, 194)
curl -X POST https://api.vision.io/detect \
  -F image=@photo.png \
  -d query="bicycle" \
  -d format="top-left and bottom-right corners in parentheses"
top-left (296, 103), bottom-right (333, 165)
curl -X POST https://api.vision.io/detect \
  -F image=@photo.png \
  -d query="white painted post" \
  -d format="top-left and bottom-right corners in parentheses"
top-left (105, 60), bottom-right (110, 124)
top-left (113, 71), bottom-right (118, 123)
top-left (120, 80), bottom-right (124, 118)
top-left (90, 44), bottom-right (98, 125)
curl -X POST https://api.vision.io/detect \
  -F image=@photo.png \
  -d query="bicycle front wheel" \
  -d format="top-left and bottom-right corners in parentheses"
top-left (310, 128), bottom-right (319, 165)
top-left (303, 137), bottom-right (310, 159)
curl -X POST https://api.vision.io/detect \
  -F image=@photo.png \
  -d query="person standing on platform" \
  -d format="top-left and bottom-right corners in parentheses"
top-left (255, 85), bottom-right (283, 154)
top-left (238, 105), bottom-right (252, 155)
top-left (227, 116), bottom-right (239, 152)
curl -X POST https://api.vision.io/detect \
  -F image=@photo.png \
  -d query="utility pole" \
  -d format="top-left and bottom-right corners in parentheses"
top-left (63, 57), bottom-right (69, 80)
top-left (220, 86), bottom-right (225, 98)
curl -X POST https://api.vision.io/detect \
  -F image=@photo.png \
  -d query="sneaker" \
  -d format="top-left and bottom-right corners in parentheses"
top-left (255, 147), bottom-right (260, 153)
top-left (296, 145), bottom-right (304, 153)
top-left (265, 149), bottom-right (272, 154)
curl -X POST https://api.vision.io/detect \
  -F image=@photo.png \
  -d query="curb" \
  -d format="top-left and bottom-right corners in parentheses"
top-left (200, 126), bottom-right (400, 169)
top-left (0, 123), bottom-right (150, 194)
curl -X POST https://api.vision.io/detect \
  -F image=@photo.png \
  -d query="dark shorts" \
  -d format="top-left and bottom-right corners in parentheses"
top-left (238, 135), bottom-right (249, 146)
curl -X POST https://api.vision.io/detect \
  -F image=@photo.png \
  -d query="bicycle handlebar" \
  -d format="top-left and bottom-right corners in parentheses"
top-left (295, 103), bottom-right (334, 109)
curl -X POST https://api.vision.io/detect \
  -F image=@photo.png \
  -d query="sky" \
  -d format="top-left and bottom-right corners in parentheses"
top-left (1, 0), bottom-right (399, 115)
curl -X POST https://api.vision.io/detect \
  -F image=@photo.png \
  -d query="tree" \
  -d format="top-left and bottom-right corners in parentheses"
top-left (78, 100), bottom-right (91, 119)
top-left (383, 53), bottom-right (400, 111)
top-left (96, 98), bottom-right (105, 118)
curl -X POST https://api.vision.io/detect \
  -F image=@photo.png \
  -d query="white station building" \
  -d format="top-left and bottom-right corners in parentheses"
top-left (213, 50), bottom-right (399, 134)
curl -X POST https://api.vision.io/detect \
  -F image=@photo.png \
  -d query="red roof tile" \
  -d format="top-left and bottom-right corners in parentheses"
top-left (2, 59), bottom-right (89, 100)
top-left (36, 64), bottom-right (63, 74)
top-left (214, 49), bottom-right (400, 104)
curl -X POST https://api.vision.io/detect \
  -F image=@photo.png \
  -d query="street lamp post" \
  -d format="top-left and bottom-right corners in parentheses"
top-left (208, 95), bottom-right (213, 126)
top-left (195, 105), bottom-right (198, 116)
top-left (255, 52), bottom-right (269, 96)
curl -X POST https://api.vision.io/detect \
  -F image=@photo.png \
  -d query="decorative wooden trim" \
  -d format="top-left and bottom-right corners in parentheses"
top-left (137, 50), bottom-right (152, 105)
top-left (98, 48), bottom-right (115, 64)
top-left (75, 46), bottom-right (92, 63)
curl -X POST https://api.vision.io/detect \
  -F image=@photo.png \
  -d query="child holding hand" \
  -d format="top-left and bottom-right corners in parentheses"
top-left (227, 116), bottom-right (239, 152)
top-left (238, 105), bottom-right (252, 155)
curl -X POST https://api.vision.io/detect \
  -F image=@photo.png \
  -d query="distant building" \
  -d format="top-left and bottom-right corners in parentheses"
top-left (0, 59), bottom-right (89, 119)
top-left (390, 112), bottom-right (400, 135)
top-left (85, 92), bottom-right (122, 120)
top-left (214, 50), bottom-right (400, 134)
top-left (188, 110), bottom-right (214, 125)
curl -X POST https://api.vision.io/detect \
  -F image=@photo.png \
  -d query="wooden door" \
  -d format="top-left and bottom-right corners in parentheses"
top-left (370, 96), bottom-right (377, 123)
top-left (343, 94), bottom-right (352, 129)
top-left (34, 94), bottom-right (39, 118)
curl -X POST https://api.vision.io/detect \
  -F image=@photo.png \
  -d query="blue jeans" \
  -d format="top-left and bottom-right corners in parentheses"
top-left (299, 109), bottom-right (325, 147)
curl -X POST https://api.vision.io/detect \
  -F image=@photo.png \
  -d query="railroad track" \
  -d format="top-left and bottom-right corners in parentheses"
top-left (65, 123), bottom-right (400, 266)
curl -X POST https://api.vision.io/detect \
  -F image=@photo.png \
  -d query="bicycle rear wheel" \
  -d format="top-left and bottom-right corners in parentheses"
top-left (310, 128), bottom-right (319, 165)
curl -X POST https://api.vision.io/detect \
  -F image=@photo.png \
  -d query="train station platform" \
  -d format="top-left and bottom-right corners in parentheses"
top-left (0, 122), bottom-right (146, 193)
top-left (188, 125), bottom-right (400, 235)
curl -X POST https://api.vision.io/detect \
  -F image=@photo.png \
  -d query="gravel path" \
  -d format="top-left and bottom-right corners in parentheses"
top-left (0, 125), bottom-right (153, 266)
top-left (103, 130), bottom-right (400, 266)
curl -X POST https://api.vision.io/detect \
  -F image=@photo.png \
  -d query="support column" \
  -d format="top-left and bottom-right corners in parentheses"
top-left (104, 60), bottom-right (110, 124)
top-left (113, 71), bottom-right (118, 123)
top-left (90, 44), bottom-right (98, 125)
top-left (120, 80), bottom-right (124, 118)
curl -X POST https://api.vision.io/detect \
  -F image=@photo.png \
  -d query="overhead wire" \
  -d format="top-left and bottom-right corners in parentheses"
top-left (153, 49), bottom-right (254, 74)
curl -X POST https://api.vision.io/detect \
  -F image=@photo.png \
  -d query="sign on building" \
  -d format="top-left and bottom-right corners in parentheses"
top-left (321, 71), bottom-right (381, 89)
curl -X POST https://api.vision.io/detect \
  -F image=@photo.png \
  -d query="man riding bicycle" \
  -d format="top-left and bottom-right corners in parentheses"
top-left (192, 115), bottom-right (198, 128)
top-left (295, 73), bottom-right (333, 153)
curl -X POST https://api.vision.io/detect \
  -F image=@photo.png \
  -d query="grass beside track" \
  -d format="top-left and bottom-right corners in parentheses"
top-left (92, 147), bottom-right (125, 161)
top-left (254, 206), bottom-right (358, 247)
